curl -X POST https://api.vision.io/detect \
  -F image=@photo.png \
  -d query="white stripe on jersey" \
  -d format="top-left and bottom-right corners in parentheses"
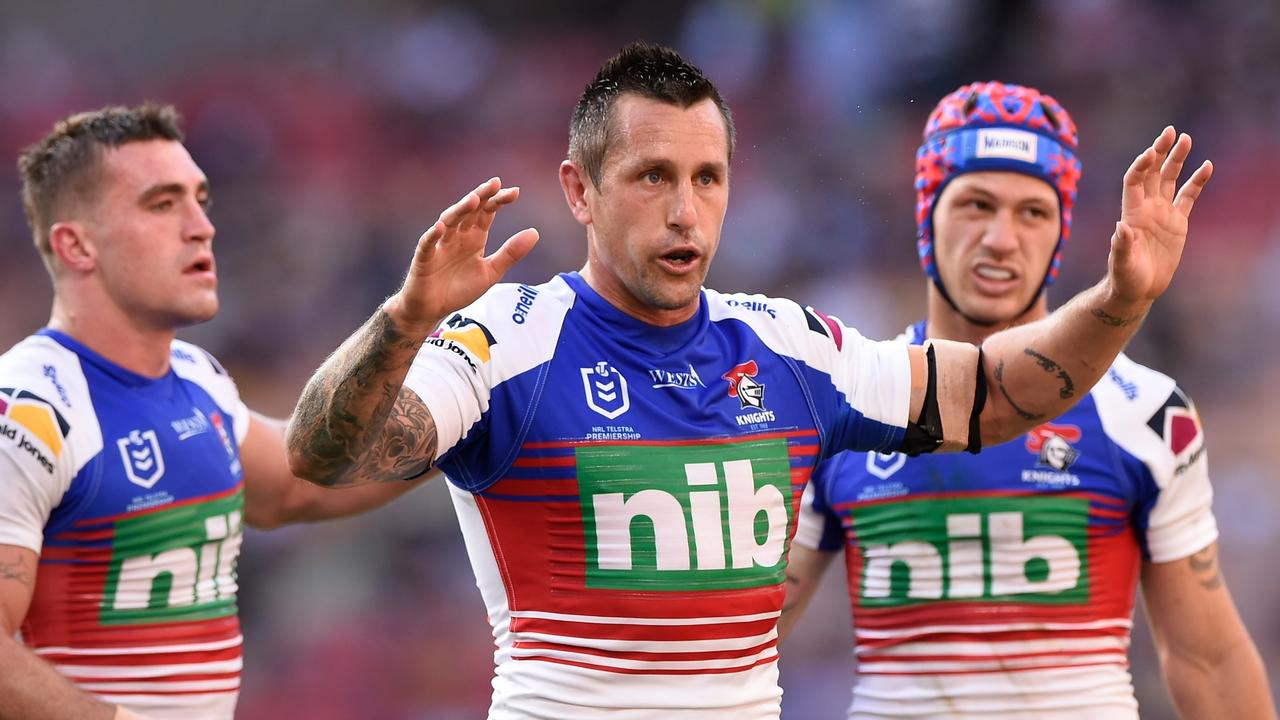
top-left (858, 635), bottom-right (1129, 657)
top-left (35, 635), bottom-right (243, 656)
top-left (509, 609), bottom-right (781, 625)
top-left (55, 657), bottom-right (243, 679)
top-left (853, 618), bottom-right (1132, 640)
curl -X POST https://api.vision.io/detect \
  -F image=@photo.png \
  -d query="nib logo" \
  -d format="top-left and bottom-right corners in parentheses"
top-left (722, 361), bottom-right (765, 410)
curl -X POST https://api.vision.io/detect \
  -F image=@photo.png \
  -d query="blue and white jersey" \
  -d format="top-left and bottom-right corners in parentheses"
top-left (796, 321), bottom-right (1218, 720)
top-left (403, 272), bottom-right (913, 719)
top-left (0, 330), bottom-right (250, 720)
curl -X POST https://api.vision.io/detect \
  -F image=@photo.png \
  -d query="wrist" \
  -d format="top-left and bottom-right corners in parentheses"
top-left (1092, 280), bottom-right (1151, 327)
top-left (381, 295), bottom-right (441, 339)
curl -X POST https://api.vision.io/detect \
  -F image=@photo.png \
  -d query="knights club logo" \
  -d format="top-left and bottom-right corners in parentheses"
top-left (581, 361), bottom-right (630, 420)
top-left (117, 429), bottom-right (166, 489)
top-left (1025, 423), bottom-right (1082, 471)
top-left (722, 361), bottom-right (766, 410)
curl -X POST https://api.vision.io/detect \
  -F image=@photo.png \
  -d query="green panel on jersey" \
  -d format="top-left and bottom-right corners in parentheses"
top-left (852, 495), bottom-right (1089, 607)
top-left (99, 490), bottom-right (244, 625)
top-left (577, 438), bottom-right (793, 591)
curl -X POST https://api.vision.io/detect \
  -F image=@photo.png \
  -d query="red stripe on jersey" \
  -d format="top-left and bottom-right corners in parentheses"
top-left (510, 616), bottom-right (779, 643)
top-left (25, 613), bottom-right (241, 649)
top-left (483, 478), bottom-right (579, 497)
top-left (854, 624), bottom-right (1130, 650)
top-left (860, 659), bottom-right (1128, 677)
top-left (42, 645), bottom-right (242, 666)
top-left (512, 456), bottom-right (577, 468)
top-left (65, 670), bottom-right (242, 684)
top-left (513, 638), bottom-right (777, 663)
top-left (858, 647), bottom-right (1128, 663)
top-left (835, 489), bottom-right (1123, 512)
top-left (512, 651), bottom-right (779, 675)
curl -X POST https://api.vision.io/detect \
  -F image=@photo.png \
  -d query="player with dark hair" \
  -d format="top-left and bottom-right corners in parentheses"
top-left (0, 104), bottom-right (422, 720)
top-left (781, 82), bottom-right (1273, 719)
top-left (286, 45), bottom-right (1212, 718)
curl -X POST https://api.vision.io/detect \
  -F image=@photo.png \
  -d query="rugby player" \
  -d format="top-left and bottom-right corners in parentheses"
top-left (781, 82), bottom-right (1273, 719)
top-left (0, 105), bottom-right (422, 720)
top-left (285, 46), bottom-right (1213, 718)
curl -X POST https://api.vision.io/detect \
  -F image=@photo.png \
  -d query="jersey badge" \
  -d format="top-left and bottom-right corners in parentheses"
top-left (866, 451), bottom-right (907, 479)
top-left (0, 387), bottom-right (71, 459)
top-left (1021, 423), bottom-right (1083, 487)
top-left (117, 429), bottom-right (166, 489)
top-left (804, 306), bottom-right (844, 350)
top-left (1147, 386), bottom-right (1201, 457)
top-left (581, 361), bottom-right (630, 420)
top-left (723, 361), bottom-right (776, 427)
top-left (649, 364), bottom-right (705, 390)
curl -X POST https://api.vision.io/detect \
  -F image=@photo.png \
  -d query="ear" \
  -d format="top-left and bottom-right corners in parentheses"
top-left (48, 221), bottom-right (97, 274)
top-left (559, 160), bottom-right (593, 227)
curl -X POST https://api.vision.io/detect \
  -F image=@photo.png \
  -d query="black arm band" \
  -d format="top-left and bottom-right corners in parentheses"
top-left (899, 344), bottom-right (944, 456)
top-left (966, 347), bottom-right (987, 454)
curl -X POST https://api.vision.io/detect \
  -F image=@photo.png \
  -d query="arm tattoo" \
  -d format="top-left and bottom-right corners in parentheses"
top-left (0, 552), bottom-right (33, 587)
top-left (1092, 307), bottom-right (1139, 328)
top-left (1024, 348), bottom-right (1076, 400)
top-left (993, 358), bottom-right (1046, 422)
top-left (1188, 546), bottom-right (1224, 591)
top-left (290, 310), bottom-right (437, 485)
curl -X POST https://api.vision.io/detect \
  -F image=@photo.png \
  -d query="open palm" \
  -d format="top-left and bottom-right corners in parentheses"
top-left (389, 177), bottom-right (539, 334)
top-left (1109, 127), bottom-right (1213, 304)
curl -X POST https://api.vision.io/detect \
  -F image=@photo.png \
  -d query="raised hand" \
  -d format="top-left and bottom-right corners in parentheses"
top-left (386, 177), bottom-right (540, 335)
top-left (1108, 126), bottom-right (1213, 305)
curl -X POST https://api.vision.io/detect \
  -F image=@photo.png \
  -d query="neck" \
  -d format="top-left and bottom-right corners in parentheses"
top-left (924, 283), bottom-right (1049, 344)
top-left (579, 260), bottom-right (699, 328)
top-left (48, 290), bottom-right (175, 378)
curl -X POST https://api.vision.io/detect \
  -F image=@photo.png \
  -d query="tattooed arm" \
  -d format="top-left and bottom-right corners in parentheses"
top-left (286, 178), bottom-right (538, 487)
top-left (1141, 543), bottom-right (1275, 719)
top-left (908, 127), bottom-right (1214, 448)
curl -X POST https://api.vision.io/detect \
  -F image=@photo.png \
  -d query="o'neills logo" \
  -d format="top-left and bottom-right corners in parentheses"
top-left (976, 128), bottom-right (1038, 163)
top-left (510, 284), bottom-right (539, 324)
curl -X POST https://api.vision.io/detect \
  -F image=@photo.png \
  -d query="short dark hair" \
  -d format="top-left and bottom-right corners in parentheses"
top-left (17, 103), bottom-right (184, 264)
top-left (569, 42), bottom-right (735, 189)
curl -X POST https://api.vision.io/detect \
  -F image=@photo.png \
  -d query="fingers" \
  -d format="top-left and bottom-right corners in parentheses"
top-left (1122, 146), bottom-right (1156, 211)
top-left (1173, 160), bottom-right (1214, 217)
top-left (485, 228), bottom-right (540, 278)
top-left (477, 187), bottom-right (521, 232)
top-left (1159, 132), bottom-right (1193, 199)
top-left (1143, 127), bottom-right (1176, 199)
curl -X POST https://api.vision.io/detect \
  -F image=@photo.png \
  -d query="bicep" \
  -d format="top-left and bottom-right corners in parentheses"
top-left (779, 544), bottom-right (838, 641)
top-left (0, 544), bottom-right (37, 636)
top-left (361, 385), bottom-right (438, 482)
top-left (901, 340), bottom-right (983, 454)
top-left (1141, 542), bottom-right (1249, 660)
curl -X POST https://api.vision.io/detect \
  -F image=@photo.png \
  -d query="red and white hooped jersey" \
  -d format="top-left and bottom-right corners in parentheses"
top-left (0, 331), bottom-right (250, 719)
top-left (796, 321), bottom-right (1218, 719)
top-left (406, 272), bottom-right (914, 718)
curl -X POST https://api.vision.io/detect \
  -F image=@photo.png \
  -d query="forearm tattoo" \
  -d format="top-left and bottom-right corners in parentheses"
top-left (0, 552), bottom-right (32, 587)
top-left (993, 358), bottom-right (1046, 422)
top-left (290, 310), bottom-right (437, 485)
top-left (1188, 546), bottom-right (1224, 591)
top-left (1092, 307), bottom-right (1140, 328)
top-left (1024, 348), bottom-right (1076, 400)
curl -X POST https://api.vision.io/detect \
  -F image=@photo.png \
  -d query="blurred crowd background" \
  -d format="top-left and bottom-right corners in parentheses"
top-left (1, 0), bottom-right (1277, 717)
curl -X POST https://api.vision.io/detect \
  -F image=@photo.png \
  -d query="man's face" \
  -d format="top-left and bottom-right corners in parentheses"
top-left (932, 172), bottom-right (1062, 324)
top-left (81, 140), bottom-right (218, 329)
top-left (581, 95), bottom-right (730, 325)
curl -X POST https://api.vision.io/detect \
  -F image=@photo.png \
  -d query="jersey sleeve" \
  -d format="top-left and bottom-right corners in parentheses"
top-left (794, 459), bottom-right (846, 553)
top-left (403, 312), bottom-right (498, 463)
top-left (170, 341), bottom-right (251, 444)
top-left (1137, 386), bottom-right (1218, 563)
top-left (797, 306), bottom-right (913, 456)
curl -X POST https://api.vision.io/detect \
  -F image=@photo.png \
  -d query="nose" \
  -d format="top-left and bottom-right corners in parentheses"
top-left (667, 179), bottom-right (698, 233)
top-left (979, 208), bottom-right (1019, 255)
top-left (186, 199), bottom-right (216, 244)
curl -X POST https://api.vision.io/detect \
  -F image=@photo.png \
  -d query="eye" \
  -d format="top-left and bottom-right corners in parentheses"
top-left (151, 199), bottom-right (175, 212)
top-left (644, 170), bottom-right (662, 185)
top-left (697, 172), bottom-right (716, 186)
top-left (199, 196), bottom-right (213, 212)
top-left (1023, 205), bottom-right (1051, 220)
top-left (962, 198), bottom-right (994, 212)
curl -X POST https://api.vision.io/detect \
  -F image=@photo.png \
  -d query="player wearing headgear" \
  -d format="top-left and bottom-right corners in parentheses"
top-left (0, 105), bottom-right (424, 720)
top-left (781, 82), bottom-right (1274, 719)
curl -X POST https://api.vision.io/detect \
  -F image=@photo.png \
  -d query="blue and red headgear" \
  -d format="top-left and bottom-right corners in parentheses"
top-left (915, 82), bottom-right (1082, 303)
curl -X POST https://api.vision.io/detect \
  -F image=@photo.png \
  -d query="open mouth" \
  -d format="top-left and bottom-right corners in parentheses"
top-left (974, 265), bottom-right (1015, 281)
top-left (184, 257), bottom-right (216, 276)
top-left (659, 247), bottom-right (700, 268)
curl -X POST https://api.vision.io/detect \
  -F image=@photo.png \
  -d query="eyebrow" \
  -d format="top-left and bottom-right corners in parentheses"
top-left (137, 180), bottom-right (210, 203)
